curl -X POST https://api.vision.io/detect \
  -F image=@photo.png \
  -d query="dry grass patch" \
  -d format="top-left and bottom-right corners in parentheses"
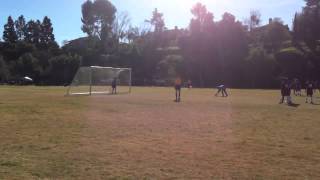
top-left (1, 86), bottom-right (320, 179)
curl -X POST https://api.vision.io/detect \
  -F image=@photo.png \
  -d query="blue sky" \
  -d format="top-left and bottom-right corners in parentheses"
top-left (0, 0), bottom-right (305, 45)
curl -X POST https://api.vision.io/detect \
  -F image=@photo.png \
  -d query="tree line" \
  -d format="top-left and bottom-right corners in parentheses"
top-left (0, 0), bottom-right (319, 88)
top-left (0, 15), bottom-right (80, 85)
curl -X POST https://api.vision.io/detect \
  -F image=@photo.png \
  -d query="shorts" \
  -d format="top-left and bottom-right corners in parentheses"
top-left (175, 85), bottom-right (181, 90)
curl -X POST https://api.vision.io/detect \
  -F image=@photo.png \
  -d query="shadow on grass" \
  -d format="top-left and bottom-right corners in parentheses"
top-left (288, 103), bottom-right (300, 108)
top-left (311, 103), bottom-right (320, 106)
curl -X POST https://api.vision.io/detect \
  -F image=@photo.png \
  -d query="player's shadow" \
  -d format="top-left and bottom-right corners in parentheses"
top-left (311, 103), bottom-right (320, 106)
top-left (288, 103), bottom-right (300, 108)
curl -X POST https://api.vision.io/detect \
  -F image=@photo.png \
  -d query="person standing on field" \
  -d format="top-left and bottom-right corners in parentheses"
top-left (111, 78), bottom-right (117, 94)
top-left (284, 82), bottom-right (292, 105)
top-left (187, 80), bottom-right (192, 89)
top-left (306, 82), bottom-right (314, 104)
top-left (279, 81), bottom-right (286, 104)
top-left (174, 77), bottom-right (182, 102)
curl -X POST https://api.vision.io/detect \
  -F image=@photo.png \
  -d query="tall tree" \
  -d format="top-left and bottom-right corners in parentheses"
top-left (25, 20), bottom-right (41, 44)
top-left (292, 13), bottom-right (300, 44)
top-left (245, 10), bottom-right (261, 31)
top-left (40, 16), bottom-right (55, 45)
top-left (81, 0), bottom-right (95, 37)
top-left (3, 16), bottom-right (18, 43)
top-left (294, 0), bottom-right (320, 50)
top-left (264, 18), bottom-right (291, 52)
top-left (217, 12), bottom-right (248, 86)
top-left (81, 0), bottom-right (117, 40)
top-left (15, 15), bottom-right (27, 41)
top-left (113, 12), bottom-right (131, 43)
top-left (149, 8), bottom-right (165, 33)
top-left (190, 3), bottom-right (214, 33)
top-left (179, 3), bottom-right (216, 86)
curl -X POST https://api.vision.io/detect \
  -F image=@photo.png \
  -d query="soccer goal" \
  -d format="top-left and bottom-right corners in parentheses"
top-left (66, 66), bottom-right (132, 96)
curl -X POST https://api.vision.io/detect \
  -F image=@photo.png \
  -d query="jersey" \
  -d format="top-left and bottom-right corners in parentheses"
top-left (175, 78), bottom-right (182, 86)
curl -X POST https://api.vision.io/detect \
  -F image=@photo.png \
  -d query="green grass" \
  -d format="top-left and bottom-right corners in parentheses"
top-left (0, 86), bottom-right (320, 179)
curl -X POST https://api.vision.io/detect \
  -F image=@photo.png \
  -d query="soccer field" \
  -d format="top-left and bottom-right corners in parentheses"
top-left (1, 86), bottom-right (320, 179)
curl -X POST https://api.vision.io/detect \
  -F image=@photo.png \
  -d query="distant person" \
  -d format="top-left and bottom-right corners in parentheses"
top-left (174, 77), bottom-right (182, 102)
top-left (187, 80), bottom-right (192, 89)
top-left (279, 81), bottom-right (286, 104)
top-left (111, 78), bottom-right (117, 94)
top-left (280, 80), bottom-right (292, 104)
top-left (215, 85), bottom-right (228, 97)
top-left (293, 79), bottom-right (302, 96)
top-left (306, 82), bottom-right (314, 104)
top-left (284, 82), bottom-right (293, 105)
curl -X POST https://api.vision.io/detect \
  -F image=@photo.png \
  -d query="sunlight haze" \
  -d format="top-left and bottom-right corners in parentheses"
top-left (0, 0), bottom-right (305, 44)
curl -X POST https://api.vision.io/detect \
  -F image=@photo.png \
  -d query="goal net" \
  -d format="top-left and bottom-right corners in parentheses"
top-left (66, 66), bottom-right (132, 96)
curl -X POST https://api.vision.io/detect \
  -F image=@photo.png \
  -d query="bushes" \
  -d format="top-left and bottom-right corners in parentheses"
top-left (0, 56), bottom-right (9, 83)
top-left (275, 47), bottom-right (305, 79)
top-left (47, 54), bottom-right (81, 85)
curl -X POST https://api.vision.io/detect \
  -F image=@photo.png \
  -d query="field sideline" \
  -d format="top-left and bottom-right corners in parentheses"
top-left (1, 86), bottom-right (320, 179)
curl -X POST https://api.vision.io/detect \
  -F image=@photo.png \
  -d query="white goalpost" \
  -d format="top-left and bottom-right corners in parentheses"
top-left (66, 66), bottom-right (132, 96)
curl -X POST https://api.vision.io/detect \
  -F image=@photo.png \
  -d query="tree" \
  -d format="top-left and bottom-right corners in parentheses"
top-left (149, 8), bottom-right (165, 33)
top-left (16, 53), bottom-right (41, 79)
top-left (25, 20), bottom-right (41, 44)
top-left (40, 16), bottom-right (55, 45)
top-left (190, 3), bottom-right (214, 33)
top-left (293, 0), bottom-right (320, 51)
top-left (15, 15), bottom-right (27, 41)
top-left (216, 13), bottom-right (248, 86)
top-left (3, 16), bottom-right (18, 43)
top-left (81, 0), bottom-right (95, 37)
top-left (112, 12), bottom-right (131, 44)
top-left (264, 18), bottom-right (291, 52)
top-left (245, 10), bottom-right (261, 31)
top-left (0, 56), bottom-right (9, 82)
top-left (275, 47), bottom-right (305, 79)
top-left (48, 54), bottom-right (81, 85)
top-left (81, 0), bottom-right (117, 40)
top-left (156, 54), bottom-right (184, 81)
top-left (292, 13), bottom-right (300, 44)
top-left (305, 0), bottom-right (320, 6)
top-left (245, 47), bottom-right (277, 88)
top-left (179, 3), bottom-right (216, 87)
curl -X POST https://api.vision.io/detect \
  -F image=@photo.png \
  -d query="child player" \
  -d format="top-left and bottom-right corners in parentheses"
top-left (174, 77), bottom-right (182, 102)
top-left (306, 82), bottom-right (314, 104)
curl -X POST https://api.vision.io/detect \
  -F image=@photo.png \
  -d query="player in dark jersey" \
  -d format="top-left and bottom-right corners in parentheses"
top-left (279, 81), bottom-right (286, 104)
top-left (293, 79), bottom-right (302, 96)
top-left (111, 78), bottom-right (117, 94)
top-left (285, 82), bottom-right (292, 105)
top-left (306, 82), bottom-right (314, 104)
top-left (215, 85), bottom-right (228, 97)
